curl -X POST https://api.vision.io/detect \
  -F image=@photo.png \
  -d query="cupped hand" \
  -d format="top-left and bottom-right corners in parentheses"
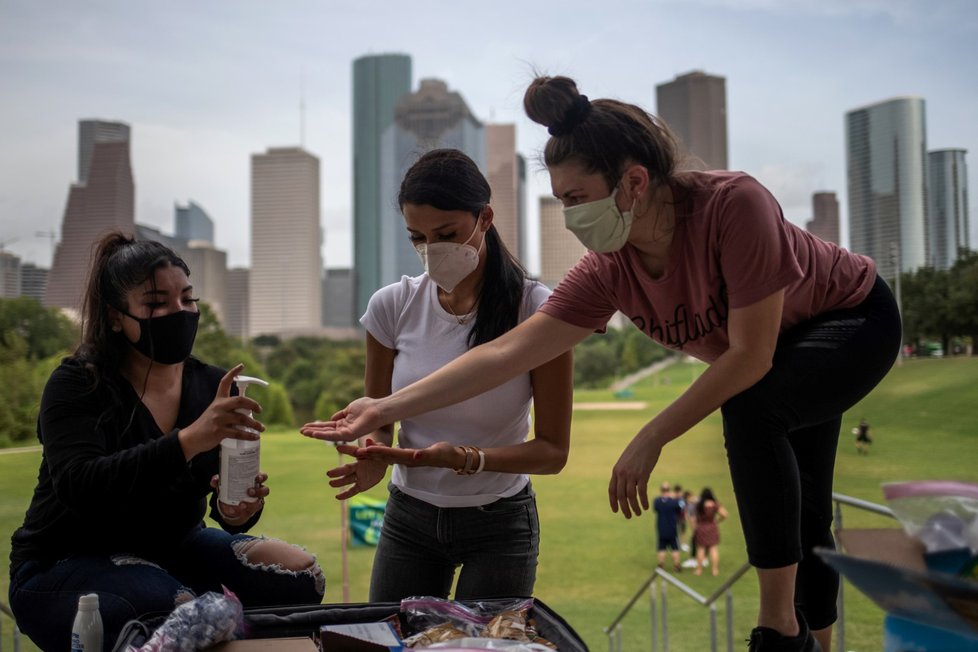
top-left (210, 472), bottom-right (269, 522)
top-left (608, 428), bottom-right (664, 519)
top-left (352, 440), bottom-right (460, 469)
top-left (300, 397), bottom-right (388, 443)
top-left (180, 364), bottom-right (264, 460)
top-left (325, 442), bottom-right (389, 500)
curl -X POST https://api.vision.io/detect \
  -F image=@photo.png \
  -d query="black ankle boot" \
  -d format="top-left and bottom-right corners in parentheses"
top-left (747, 609), bottom-right (821, 651)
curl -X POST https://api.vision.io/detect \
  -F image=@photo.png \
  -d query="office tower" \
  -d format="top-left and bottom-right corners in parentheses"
top-left (539, 196), bottom-right (586, 289)
top-left (805, 192), bottom-right (841, 245)
top-left (180, 242), bottom-right (228, 325)
top-left (46, 120), bottom-right (134, 313)
top-left (135, 223), bottom-right (187, 252)
top-left (486, 124), bottom-right (523, 259)
top-left (322, 267), bottom-right (355, 329)
top-left (78, 120), bottom-right (130, 184)
top-left (517, 155), bottom-right (528, 263)
top-left (379, 78), bottom-right (486, 287)
top-left (175, 200), bottom-right (215, 244)
top-left (0, 251), bottom-right (21, 298)
top-left (226, 267), bottom-right (249, 339)
top-left (928, 149), bottom-right (969, 270)
top-left (250, 147), bottom-right (322, 337)
top-left (846, 97), bottom-right (928, 279)
top-left (656, 71), bottom-right (728, 170)
top-left (353, 53), bottom-right (412, 319)
top-left (19, 263), bottom-right (48, 302)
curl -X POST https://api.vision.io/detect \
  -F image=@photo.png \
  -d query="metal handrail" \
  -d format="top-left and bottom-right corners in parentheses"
top-left (604, 492), bottom-right (894, 652)
top-left (1, 598), bottom-right (22, 652)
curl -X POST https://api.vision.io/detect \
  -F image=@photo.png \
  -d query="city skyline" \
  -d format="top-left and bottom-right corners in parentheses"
top-left (2, 1), bottom-right (976, 275)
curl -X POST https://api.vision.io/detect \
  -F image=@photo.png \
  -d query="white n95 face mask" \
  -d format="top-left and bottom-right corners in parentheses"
top-left (563, 187), bottom-right (634, 253)
top-left (414, 219), bottom-right (484, 293)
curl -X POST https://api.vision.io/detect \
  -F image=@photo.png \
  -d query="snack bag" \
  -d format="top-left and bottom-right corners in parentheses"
top-left (883, 481), bottom-right (978, 576)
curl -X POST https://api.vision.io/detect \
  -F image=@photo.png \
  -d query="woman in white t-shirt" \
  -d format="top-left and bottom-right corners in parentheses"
top-left (302, 149), bottom-right (573, 601)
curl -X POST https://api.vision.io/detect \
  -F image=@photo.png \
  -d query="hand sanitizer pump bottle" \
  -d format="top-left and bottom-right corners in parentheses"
top-left (219, 375), bottom-right (269, 505)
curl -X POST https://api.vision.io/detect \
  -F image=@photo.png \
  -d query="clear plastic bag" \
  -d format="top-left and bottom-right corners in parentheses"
top-left (882, 481), bottom-right (978, 554)
top-left (128, 586), bottom-right (244, 652)
top-left (400, 597), bottom-right (535, 639)
top-left (425, 638), bottom-right (555, 650)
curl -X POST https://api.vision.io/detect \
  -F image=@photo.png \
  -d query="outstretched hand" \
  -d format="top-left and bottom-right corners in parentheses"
top-left (301, 397), bottom-right (389, 443)
top-left (325, 438), bottom-right (392, 500)
top-left (608, 428), bottom-right (664, 519)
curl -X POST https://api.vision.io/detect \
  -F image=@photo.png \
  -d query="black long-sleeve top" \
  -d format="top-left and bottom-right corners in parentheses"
top-left (10, 356), bottom-right (259, 575)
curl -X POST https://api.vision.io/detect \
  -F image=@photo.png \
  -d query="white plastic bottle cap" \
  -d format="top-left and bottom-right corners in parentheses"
top-left (78, 593), bottom-right (99, 610)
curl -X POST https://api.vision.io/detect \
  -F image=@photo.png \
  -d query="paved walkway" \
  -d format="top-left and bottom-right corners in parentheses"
top-left (608, 357), bottom-right (679, 392)
top-left (0, 445), bottom-right (41, 456)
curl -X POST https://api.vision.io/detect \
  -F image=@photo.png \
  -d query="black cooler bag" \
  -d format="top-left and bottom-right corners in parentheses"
top-left (113, 597), bottom-right (589, 651)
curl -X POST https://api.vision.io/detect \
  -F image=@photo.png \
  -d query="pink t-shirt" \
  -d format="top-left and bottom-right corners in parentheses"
top-left (540, 171), bottom-right (877, 363)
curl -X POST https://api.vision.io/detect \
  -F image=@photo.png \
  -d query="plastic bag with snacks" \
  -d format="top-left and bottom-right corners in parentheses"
top-left (128, 587), bottom-right (244, 652)
top-left (400, 597), bottom-right (535, 638)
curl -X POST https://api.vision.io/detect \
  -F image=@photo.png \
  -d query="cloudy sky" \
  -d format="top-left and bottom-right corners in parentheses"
top-left (1, 0), bottom-right (976, 273)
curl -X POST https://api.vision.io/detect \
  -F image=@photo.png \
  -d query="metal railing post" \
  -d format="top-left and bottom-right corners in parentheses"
top-left (661, 579), bottom-right (669, 651)
top-left (726, 590), bottom-right (734, 652)
top-left (709, 604), bottom-right (718, 652)
top-left (834, 496), bottom-right (846, 652)
top-left (650, 577), bottom-right (658, 652)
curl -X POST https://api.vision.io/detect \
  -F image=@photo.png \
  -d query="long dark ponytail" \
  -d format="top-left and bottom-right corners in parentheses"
top-left (398, 149), bottom-right (528, 348)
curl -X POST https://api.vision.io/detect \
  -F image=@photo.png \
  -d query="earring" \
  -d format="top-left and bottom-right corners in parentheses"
top-left (112, 325), bottom-right (121, 332)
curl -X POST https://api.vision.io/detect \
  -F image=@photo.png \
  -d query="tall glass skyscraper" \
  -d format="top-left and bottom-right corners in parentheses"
top-left (352, 53), bottom-right (412, 319)
top-left (846, 97), bottom-right (928, 279)
top-left (175, 200), bottom-right (215, 244)
top-left (927, 149), bottom-right (969, 270)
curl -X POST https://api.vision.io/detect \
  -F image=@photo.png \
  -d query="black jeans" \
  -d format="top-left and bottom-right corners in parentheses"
top-left (369, 483), bottom-right (540, 602)
top-left (721, 275), bottom-right (901, 630)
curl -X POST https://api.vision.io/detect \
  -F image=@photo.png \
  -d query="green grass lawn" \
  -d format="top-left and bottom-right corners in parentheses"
top-left (2, 356), bottom-right (976, 651)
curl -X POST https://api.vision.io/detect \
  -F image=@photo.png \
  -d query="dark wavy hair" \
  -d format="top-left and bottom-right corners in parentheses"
top-left (697, 487), bottom-right (719, 516)
top-left (398, 149), bottom-right (527, 348)
top-left (523, 75), bottom-right (685, 192)
top-left (76, 231), bottom-right (190, 375)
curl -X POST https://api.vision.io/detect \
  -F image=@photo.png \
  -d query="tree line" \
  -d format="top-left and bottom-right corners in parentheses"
top-left (2, 250), bottom-right (975, 446)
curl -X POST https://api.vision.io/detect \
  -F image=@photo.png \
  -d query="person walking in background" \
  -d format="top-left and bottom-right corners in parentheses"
top-left (653, 481), bottom-right (683, 571)
top-left (693, 487), bottom-right (728, 577)
top-left (853, 418), bottom-right (873, 455)
top-left (683, 489), bottom-right (698, 557)
top-left (673, 483), bottom-right (688, 551)
top-left (302, 149), bottom-right (573, 602)
top-left (309, 75), bottom-right (902, 652)
top-left (7, 233), bottom-right (324, 651)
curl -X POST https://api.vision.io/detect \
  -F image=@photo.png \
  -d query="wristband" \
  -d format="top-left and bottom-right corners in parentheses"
top-left (474, 447), bottom-right (486, 474)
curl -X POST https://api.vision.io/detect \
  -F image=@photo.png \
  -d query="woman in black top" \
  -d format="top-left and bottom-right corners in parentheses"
top-left (8, 233), bottom-right (324, 650)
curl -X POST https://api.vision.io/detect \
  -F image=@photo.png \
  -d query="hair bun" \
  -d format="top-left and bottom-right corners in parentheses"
top-left (523, 76), bottom-right (590, 136)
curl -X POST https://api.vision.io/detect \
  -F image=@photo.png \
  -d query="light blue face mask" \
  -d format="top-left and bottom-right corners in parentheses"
top-left (562, 187), bottom-right (634, 253)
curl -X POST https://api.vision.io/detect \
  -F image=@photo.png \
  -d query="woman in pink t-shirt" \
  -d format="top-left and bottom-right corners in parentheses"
top-left (305, 76), bottom-right (901, 652)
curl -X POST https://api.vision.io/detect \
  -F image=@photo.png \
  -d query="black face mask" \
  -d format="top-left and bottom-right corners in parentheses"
top-left (118, 309), bottom-right (200, 364)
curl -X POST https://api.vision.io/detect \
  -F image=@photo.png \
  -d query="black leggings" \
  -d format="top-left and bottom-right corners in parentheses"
top-left (721, 275), bottom-right (901, 630)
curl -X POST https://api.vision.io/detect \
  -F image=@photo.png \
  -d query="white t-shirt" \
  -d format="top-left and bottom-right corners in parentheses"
top-left (361, 274), bottom-right (551, 507)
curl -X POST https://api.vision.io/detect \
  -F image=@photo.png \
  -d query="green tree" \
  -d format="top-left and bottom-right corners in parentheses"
top-left (948, 249), bottom-right (978, 354)
top-left (0, 296), bottom-right (77, 360)
top-left (258, 381), bottom-right (295, 427)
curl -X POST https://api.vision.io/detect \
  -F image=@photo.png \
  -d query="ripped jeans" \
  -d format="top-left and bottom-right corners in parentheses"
top-left (8, 525), bottom-right (324, 651)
